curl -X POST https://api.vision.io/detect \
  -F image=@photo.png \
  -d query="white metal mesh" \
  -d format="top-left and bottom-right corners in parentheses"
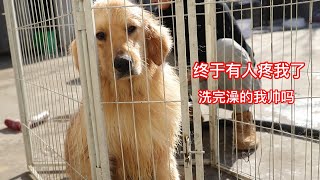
top-left (4, 0), bottom-right (83, 179)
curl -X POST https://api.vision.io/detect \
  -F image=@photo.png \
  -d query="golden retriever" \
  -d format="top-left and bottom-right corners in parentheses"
top-left (65, 0), bottom-right (181, 179)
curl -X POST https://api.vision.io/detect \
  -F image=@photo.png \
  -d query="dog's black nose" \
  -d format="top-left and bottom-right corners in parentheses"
top-left (114, 55), bottom-right (132, 73)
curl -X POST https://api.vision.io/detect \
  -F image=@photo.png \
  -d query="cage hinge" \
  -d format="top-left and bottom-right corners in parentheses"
top-left (76, 11), bottom-right (86, 31)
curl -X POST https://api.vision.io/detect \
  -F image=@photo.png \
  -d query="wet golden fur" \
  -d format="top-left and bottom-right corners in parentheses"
top-left (65, 0), bottom-right (181, 179)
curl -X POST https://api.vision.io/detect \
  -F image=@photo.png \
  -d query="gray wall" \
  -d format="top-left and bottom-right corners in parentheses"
top-left (54, 0), bottom-right (75, 55)
top-left (0, 1), bottom-right (10, 54)
top-left (1, 0), bottom-right (75, 58)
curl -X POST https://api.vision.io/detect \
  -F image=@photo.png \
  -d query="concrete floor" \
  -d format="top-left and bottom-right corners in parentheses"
top-left (0, 54), bottom-right (34, 180)
top-left (1, 26), bottom-right (320, 179)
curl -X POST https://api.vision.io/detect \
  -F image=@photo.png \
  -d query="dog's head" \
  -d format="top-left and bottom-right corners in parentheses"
top-left (70, 0), bottom-right (172, 81)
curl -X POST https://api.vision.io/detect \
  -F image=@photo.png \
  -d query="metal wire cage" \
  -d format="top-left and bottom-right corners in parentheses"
top-left (3, 0), bottom-right (81, 179)
top-left (3, 0), bottom-right (320, 179)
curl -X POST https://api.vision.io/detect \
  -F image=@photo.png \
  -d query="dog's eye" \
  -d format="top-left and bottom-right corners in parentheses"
top-left (96, 32), bottom-right (106, 40)
top-left (127, 26), bottom-right (136, 35)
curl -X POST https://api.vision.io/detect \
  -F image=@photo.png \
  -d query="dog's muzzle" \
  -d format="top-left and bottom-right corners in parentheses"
top-left (114, 54), bottom-right (137, 79)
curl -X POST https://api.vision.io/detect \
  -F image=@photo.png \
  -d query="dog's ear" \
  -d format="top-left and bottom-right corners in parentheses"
top-left (70, 40), bottom-right (80, 71)
top-left (144, 14), bottom-right (172, 66)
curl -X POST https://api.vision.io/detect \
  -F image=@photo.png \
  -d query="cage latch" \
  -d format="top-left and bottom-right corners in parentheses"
top-left (180, 135), bottom-right (205, 165)
top-left (180, 135), bottom-right (192, 164)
